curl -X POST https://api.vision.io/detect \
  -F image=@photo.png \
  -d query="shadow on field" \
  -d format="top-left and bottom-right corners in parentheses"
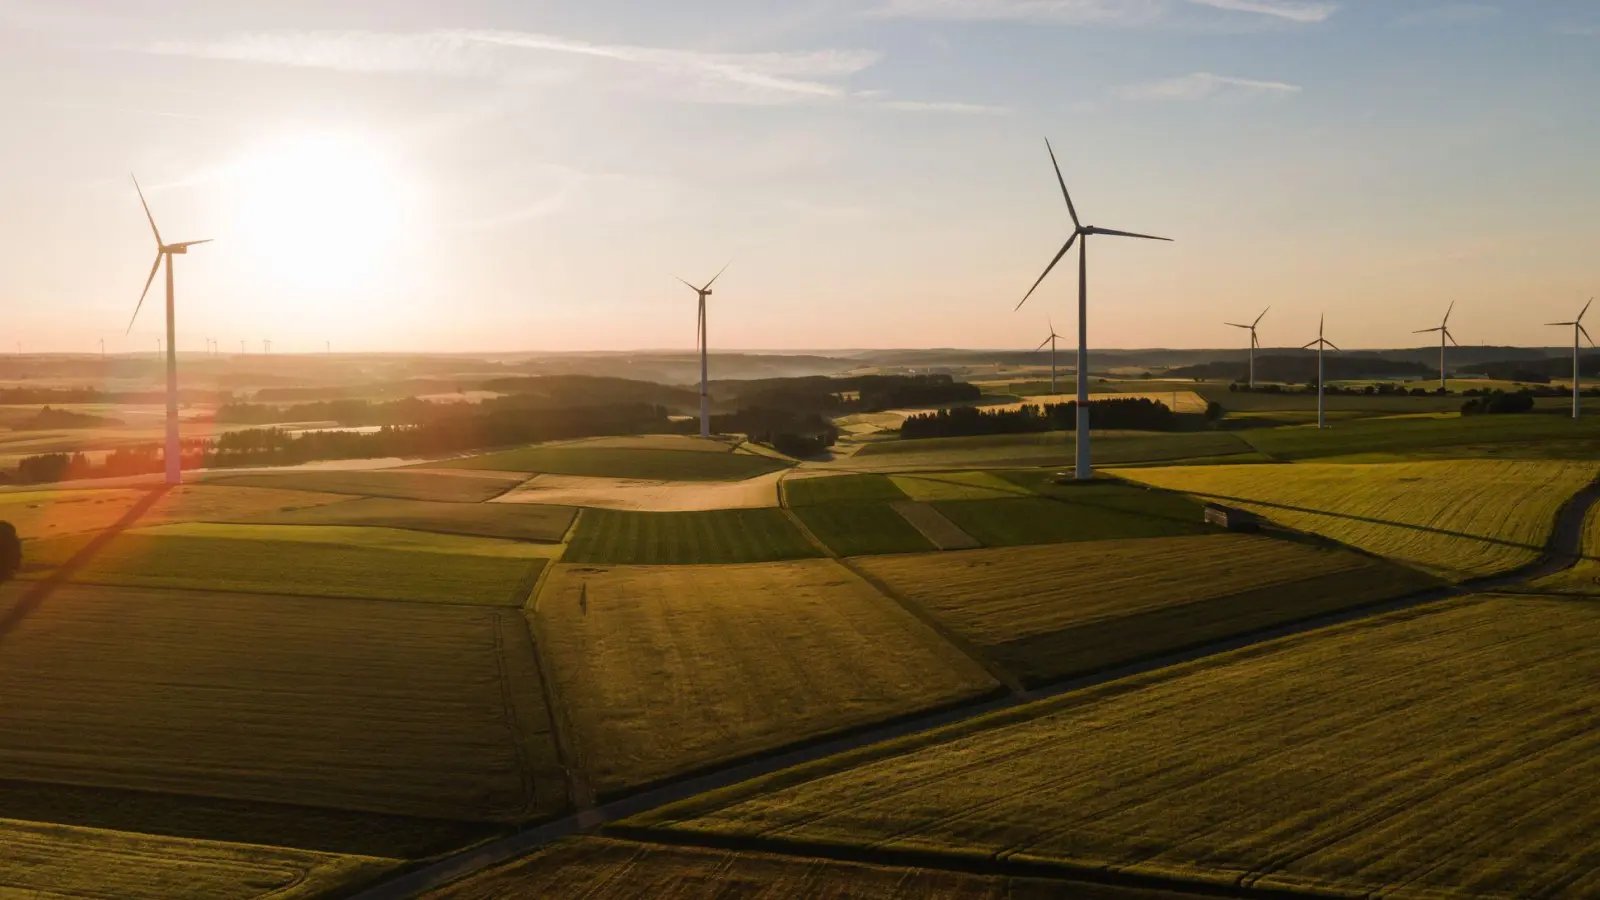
top-left (1174, 490), bottom-right (1540, 553)
top-left (0, 484), bottom-right (170, 644)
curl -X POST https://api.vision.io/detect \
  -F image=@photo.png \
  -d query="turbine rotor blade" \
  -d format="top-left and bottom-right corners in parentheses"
top-left (1092, 227), bottom-right (1173, 242)
top-left (1548, 321), bottom-right (1577, 327)
top-left (132, 174), bottom-right (162, 246)
top-left (1443, 300), bottom-right (1454, 326)
top-left (1325, 340), bottom-right (1342, 352)
top-left (1034, 335), bottom-right (1052, 353)
top-left (1581, 298), bottom-right (1593, 321)
top-left (171, 239), bottom-right (212, 249)
top-left (1225, 323), bottom-right (1252, 329)
top-left (1301, 340), bottom-right (1317, 350)
top-left (1014, 233), bottom-right (1077, 312)
top-left (1581, 324), bottom-right (1595, 347)
top-left (675, 276), bottom-right (699, 292)
top-left (1043, 138), bottom-right (1080, 229)
top-left (1413, 327), bottom-right (1443, 334)
top-left (128, 253), bottom-right (162, 335)
top-left (702, 259), bottom-right (733, 292)
top-left (1446, 329), bottom-right (1460, 347)
top-left (1254, 306), bottom-right (1270, 327)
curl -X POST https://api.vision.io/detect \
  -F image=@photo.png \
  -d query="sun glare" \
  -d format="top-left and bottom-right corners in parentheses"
top-left (233, 132), bottom-right (416, 296)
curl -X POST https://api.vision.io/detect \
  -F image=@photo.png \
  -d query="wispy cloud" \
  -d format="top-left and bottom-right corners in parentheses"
top-left (876, 99), bottom-right (1013, 114)
top-left (1393, 4), bottom-right (1498, 27)
top-left (140, 27), bottom-right (989, 112)
top-left (1114, 71), bottom-right (1302, 100)
top-left (866, 0), bottom-right (1335, 23)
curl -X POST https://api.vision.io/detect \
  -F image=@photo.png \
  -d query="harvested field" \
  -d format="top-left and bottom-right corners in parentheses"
top-left (562, 508), bottom-right (820, 565)
top-left (783, 472), bottom-right (908, 506)
top-left (493, 470), bottom-right (783, 511)
top-left (239, 496), bottom-right (576, 542)
top-left (891, 471), bottom-right (1032, 501)
top-left (561, 435), bottom-right (738, 452)
top-left (932, 491), bottom-right (1210, 548)
top-left (444, 445), bottom-right (789, 481)
top-left (854, 536), bottom-right (1435, 684)
top-left (0, 817), bottom-right (395, 900)
top-left (1120, 459), bottom-right (1599, 580)
top-left (419, 836), bottom-right (1192, 900)
top-left (1532, 503), bottom-right (1600, 596)
top-left (849, 431), bottom-right (1252, 471)
top-left (635, 596), bottom-right (1600, 900)
top-left (891, 501), bottom-right (981, 550)
top-left (535, 561), bottom-right (997, 794)
top-left (23, 528), bottom-right (547, 605)
top-left (0, 583), bottom-right (565, 826)
top-left (791, 503), bottom-right (936, 556)
top-left (202, 468), bottom-right (525, 502)
top-left (0, 484), bottom-right (346, 540)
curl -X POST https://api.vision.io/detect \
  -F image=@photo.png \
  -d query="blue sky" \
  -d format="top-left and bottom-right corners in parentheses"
top-left (2, 0), bottom-right (1597, 353)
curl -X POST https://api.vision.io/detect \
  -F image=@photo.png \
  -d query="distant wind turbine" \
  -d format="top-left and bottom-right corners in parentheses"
top-left (1015, 138), bottom-right (1172, 481)
top-left (98, 338), bottom-right (105, 359)
top-left (675, 261), bottom-right (731, 439)
top-left (1547, 298), bottom-right (1594, 419)
top-left (240, 340), bottom-right (246, 354)
top-left (1225, 306), bottom-right (1270, 388)
top-left (1413, 301), bottom-right (1459, 391)
top-left (263, 339), bottom-right (271, 354)
top-left (1302, 314), bottom-right (1341, 430)
top-left (127, 174), bottom-right (211, 485)
top-left (1034, 317), bottom-right (1067, 395)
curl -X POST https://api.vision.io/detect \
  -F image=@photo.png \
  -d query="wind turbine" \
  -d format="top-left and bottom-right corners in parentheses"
top-left (675, 261), bottom-right (730, 439)
top-left (1547, 298), bottom-right (1594, 419)
top-left (1413, 301), bottom-right (1459, 391)
top-left (1015, 139), bottom-right (1172, 481)
top-left (240, 340), bottom-right (246, 354)
top-left (1302, 314), bottom-right (1341, 430)
top-left (98, 338), bottom-right (105, 359)
top-left (127, 174), bottom-right (211, 486)
top-left (263, 339), bottom-right (271, 354)
top-left (1033, 317), bottom-right (1067, 395)
top-left (1225, 306), bottom-right (1270, 388)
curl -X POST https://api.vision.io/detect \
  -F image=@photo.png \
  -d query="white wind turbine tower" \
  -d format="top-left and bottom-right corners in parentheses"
top-left (1302, 314), bottom-right (1340, 430)
top-left (128, 175), bottom-right (211, 486)
top-left (1034, 317), bottom-right (1067, 395)
top-left (676, 261), bottom-right (731, 439)
top-left (1413, 301), bottom-right (1459, 391)
top-left (1225, 306), bottom-right (1270, 388)
top-left (1547, 298), bottom-right (1593, 419)
top-left (1015, 139), bottom-right (1172, 481)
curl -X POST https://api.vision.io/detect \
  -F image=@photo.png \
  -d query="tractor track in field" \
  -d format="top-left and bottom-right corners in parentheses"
top-left (345, 476), bottom-right (1600, 900)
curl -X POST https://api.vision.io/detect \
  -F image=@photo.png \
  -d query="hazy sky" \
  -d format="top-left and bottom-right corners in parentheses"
top-left (3, 0), bottom-right (1597, 353)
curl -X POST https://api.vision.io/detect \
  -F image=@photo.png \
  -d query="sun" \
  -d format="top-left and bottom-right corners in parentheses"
top-left (232, 132), bottom-right (417, 296)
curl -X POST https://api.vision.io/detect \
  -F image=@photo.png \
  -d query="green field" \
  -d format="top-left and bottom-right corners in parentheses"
top-left (782, 473), bottom-right (908, 506)
top-left (0, 484), bottom-right (347, 540)
top-left (562, 508), bottom-right (821, 564)
top-left (1237, 412), bottom-right (1600, 461)
top-left (790, 503), bottom-right (937, 556)
top-left (632, 595), bottom-right (1600, 900)
top-left (0, 817), bottom-right (395, 900)
top-left (202, 468), bottom-right (526, 502)
top-left (848, 430), bottom-right (1256, 471)
top-left (0, 583), bottom-right (565, 831)
top-left (1121, 459), bottom-right (1598, 580)
top-left (24, 527), bottom-right (547, 605)
top-left (534, 561), bottom-right (997, 794)
top-left (420, 836), bottom-right (1191, 900)
top-left (891, 470), bottom-right (1033, 501)
top-left (931, 486), bottom-right (1212, 548)
top-left (1532, 503), bottom-right (1600, 596)
top-left (853, 536), bottom-right (1435, 684)
top-left (237, 496), bottom-right (576, 542)
top-left (443, 445), bottom-right (790, 481)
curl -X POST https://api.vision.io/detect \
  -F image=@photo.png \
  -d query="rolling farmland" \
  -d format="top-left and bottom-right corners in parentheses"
top-left (1532, 503), bottom-right (1600, 595)
top-left (782, 472), bottom-right (909, 506)
top-left (0, 583), bottom-right (566, 829)
top-left (853, 535), bottom-right (1435, 683)
top-left (1238, 412), bottom-right (1600, 461)
top-left (633, 595), bottom-right (1600, 900)
top-left (493, 471), bottom-right (783, 511)
top-left (420, 836), bottom-right (1194, 900)
top-left (239, 496), bottom-right (576, 542)
top-left (533, 561), bottom-right (998, 794)
top-left (790, 503), bottom-right (937, 556)
top-left (890, 471), bottom-right (1032, 501)
top-left (1119, 458), bottom-right (1599, 580)
top-left (202, 468), bottom-right (527, 502)
top-left (21, 526), bottom-right (548, 605)
top-left (847, 430), bottom-right (1255, 471)
top-left (931, 491), bottom-right (1211, 548)
top-left (443, 445), bottom-right (790, 481)
top-left (562, 508), bottom-right (821, 564)
top-left (0, 484), bottom-right (346, 539)
top-left (0, 817), bottom-right (395, 900)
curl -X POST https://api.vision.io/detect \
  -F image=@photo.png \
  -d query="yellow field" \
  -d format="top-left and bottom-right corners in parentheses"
top-left (0, 484), bottom-right (348, 539)
top-left (1119, 459), bottom-right (1599, 580)
top-left (0, 583), bottom-right (565, 825)
top-left (420, 836), bottom-right (1176, 899)
top-left (0, 817), bottom-right (394, 900)
top-left (534, 560), bottom-right (998, 794)
top-left (1533, 502), bottom-right (1600, 595)
top-left (637, 595), bottom-right (1600, 900)
top-left (494, 470), bottom-right (784, 511)
top-left (853, 536), bottom-right (1435, 684)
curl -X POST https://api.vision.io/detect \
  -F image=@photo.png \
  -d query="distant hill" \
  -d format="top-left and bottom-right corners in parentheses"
top-left (1459, 354), bottom-right (1600, 383)
top-left (1168, 354), bottom-right (1434, 383)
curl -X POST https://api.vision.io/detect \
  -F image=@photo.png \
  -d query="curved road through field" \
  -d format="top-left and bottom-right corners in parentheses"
top-left (348, 476), bottom-right (1600, 900)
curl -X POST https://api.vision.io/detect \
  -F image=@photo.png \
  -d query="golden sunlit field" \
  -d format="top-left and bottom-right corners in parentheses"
top-left (0, 583), bottom-right (566, 827)
top-left (533, 560), bottom-right (998, 794)
top-left (632, 595), bottom-right (1600, 900)
top-left (1118, 459), bottom-right (1599, 580)
top-left (0, 483), bottom-right (346, 539)
top-left (853, 536), bottom-right (1437, 684)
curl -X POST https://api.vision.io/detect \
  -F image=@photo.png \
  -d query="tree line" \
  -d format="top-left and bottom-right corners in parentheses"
top-left (899, 398), bottom-right (1176, 439)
